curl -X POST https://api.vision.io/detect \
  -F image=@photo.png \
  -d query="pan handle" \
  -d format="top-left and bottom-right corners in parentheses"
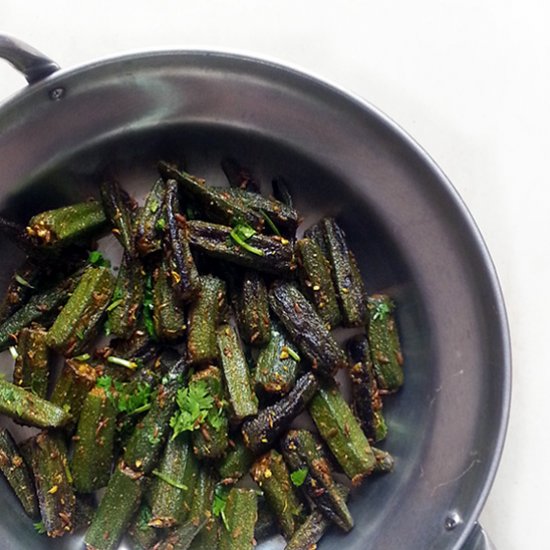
top-left (461, 523), bottom-right (496, 550)
top-left (0, 35), bottom-right (60, 84)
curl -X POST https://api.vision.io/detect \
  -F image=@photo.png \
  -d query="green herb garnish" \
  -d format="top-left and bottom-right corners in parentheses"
top-left (372, 300), bottom-right (392, 321)
top-left (283, 346), bottom-right (301, 362)
top-left (212, 484), bottom-right (231, 530)
top-left (34, 521), bottom-right (46, 534)
top-left (290, 467), bottom-right (308, 487)
top-left (14, 274), bottom-right (34, 289)
top-left (170, 380), bottom-right (217, 439)
top-left (152, 469), bottom-right (188, 491)
top-left (260, 209), bottom-right (281, 236)
top-left (88, 250), bottom-right (111, 267)
top-left (74, 352), bottom-right (91, 362)
top-left (229, 222), bottom-right (265, 256)
top-left (155, 217), bottom-right (166, 231)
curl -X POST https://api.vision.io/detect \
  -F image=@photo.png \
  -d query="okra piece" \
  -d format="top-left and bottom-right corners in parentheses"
top-left (72, 386), bottom-right (117, 493)
top-left (148, 435), bottom-right (198, 528)
top-left (190, 367), bottom-right (229, 459)
top-left (50, 358), bottom-right (97, 426)
top-left (269, 282), bottom-right (347, 378)
top-left (216, 324), bottom-right (258, 420)
top-left (13, 325), bottom-right (51, 398)
top-left (107, 254), bottom-right (146, 339)
top-left (250, 450), bottom-right (304, 539)
top-left (254, 323), bottom-right (299, 395)
top-left (0, 427), bottom-right (39, 519)
top-left (85, 462), bottom-right (144, 550)
top-left (309, 382), bottom-right (376, 485)
top-left (188, 220), bottom-right (296, 276)
top-left (26, 200), bottom-right (108, 249)
top-left (218, 487), bottom-right (258, 550)
top-left (73, 494), bottom-right (97, 532)
top-left (100, 179), bottom-right (137, 256)
top-left (367, 294), bottom-right (405, 392)
top-left (158, 519), bottom-right (207, 550)
top-left (372, 446), bottom-right (395, 474)
top-left (188, 515), bottom-right (220, 550)
top-left (188, 467), bottom-right (216, 527)
top-left (0, 378), bottom-right (72, 428)
top-left (282, 429), bottom-right (353, 532)
top-left (27, 431), bottom-right (76, 537)
top-left (221, 157), bottom-right (261, 192)
top-left (254, 498), bottom-right (279, 542)
top-left (165, 179), bottom-right (201, 302)
top-left (296, 238), bottom-right (342, 329)
top-left (232, 270), bottom-right (271, 346)
top-left (135, 178), bottom-right (166, 256)
top-left (217, 434), bottom-right (254, 484)
top-left (46, 266), bottom-right (115, 356)
top-left (153, 256), bottom-right (187, 342)
top-left (187, 275), bottom-right (226, 364)
top-left (272, 175), bottom-right (293, 208)
top-left (128, 502), bottom-right (159, 550)
top-left (0, 275), bottom-right (77, 350)
top-left (0, 259), bottom-right (41, 323)
top-left (242, 373), bottom-right (317, 455)
top-left (109, 326), bottom-right (160, 369)
top-left (347, 334), bottom-right (387, 442)
top-left (123, 353), bottom-right (188, 473)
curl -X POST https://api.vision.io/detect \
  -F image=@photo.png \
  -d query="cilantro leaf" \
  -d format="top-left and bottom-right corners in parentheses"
top-left (229, 222), bottom-right (265, 256)
top-left (152, 469), bottom-right (188, 491)
top-left (290, 467), bottom-right (308, 487)
top-left (34, 521), bottom-right (46, 534)
top-left (88, 250), bottom-right (111, 267)
top-left (212, 484), bottom-right (231, 530)
top-left (372, 300), bottom-right (392, 321)
top-left (170, 380), bottom-right (216, 440)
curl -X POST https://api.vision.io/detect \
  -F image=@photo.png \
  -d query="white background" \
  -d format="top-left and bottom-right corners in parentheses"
top-left (0, 2), bottom-right (547, 549)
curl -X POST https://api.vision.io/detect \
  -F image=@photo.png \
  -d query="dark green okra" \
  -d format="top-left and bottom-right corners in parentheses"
top-left (272, 175), bottom-right (293, 208)
top-left (84, 462), bottom-right (144, 550)
top-left (158, 519), bottom-right (207, 550)
top-left (187, 275), bottom-right (226, 364)
top-left (268, 282), bottom-right (347, 378)
top-left (100, 179), bottom-right (137, 256)
top-left (46, 266), bottom-right (115, 356)
top-left (135, 178), bottom-right (166, 257)
top-left (221, 157), bottom-right (261, 192)
top-left (216, 324), bottom-right (258, 420)
top-left (0, 378), bottom-right (72, 428)
top-left (347, 334), bottom-right (387, 442)
top-left (189, 367), bottom-right (229, 459)
top-left (188, 220), bottom-right (296, 276)
top-left (26, 200), bottom-right (108, 249)
top-left (148, 434), bottom-right (198, 528)
top-left (218, 487), bottom-right (258, 550)
top-left (73, 493), bottom-right (98, 532)
top-left (282, 429), bottom-right (353, 532)
top-left (242, 372), bottom-right (318, 455)
top-left (13, 325), bottom-right (51, 398)
top-left (232, 270), bottom-right (271, 346)
top-left (254, 323), bottom-right (299, 395)
top-left (107, 254), bottom-right (146, 339)
top-left (309, 382), bottom-right (376, 485)
top-left (250, 450), bottom-right (304, 539)
top-left (128, 502), bottom-right (159, 550)
top-left (0, 427), bottom-right (39, 519)
top-left (254, 498), bottom-right (279, 542)
top-left (188, 515), bottom-right (220, 550)
top-left (296, 238), bottom-right (341, 329)
top-left (27, 431), bottom-right (76, 537)
top-left (217, 434), bottom-right (254, 484)
top-left (367, 294), bottom-right (404, 392)
top-left (165, 179), bottom-right (201, 302)
top-left (72, 386), bottom-right (117, 493)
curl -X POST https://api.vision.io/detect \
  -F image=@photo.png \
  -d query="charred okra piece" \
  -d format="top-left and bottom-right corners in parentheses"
top-left (0, 427), bottom-right (39, 519)
top-left (128, 502), bottom-right (159, 550)
top-left (187, 275), bottom-right (226, 364)
top-left (218, 487), bottom-right (258, 550)
top-left (268, 282), bottom-right (347, 378)
top-left (309, 382), bottom-right (376, 485)
top-left (282, 429), bottom-right (353, 532)
top-left (242, 372), bottom-right (318, 455)
top-left (0, 260), bottom-right (42, 323)
top-left (347, 335), bottom-right (387, 442)
top-left (84, 462), bottom-right (144, 550)
top-left (221, 157), bottom-right (261, 192)
top-left (46, 266), bottom-right (115, 356)
top-left (372, 446), bottom-right (395, 474)
top-left (107, 254), bottom-right (145, 339)
top-left (254, 498), bottom-right (279, 542)
top-left (367, 294), bottom-right (404, 392)
top-left (73, 494), bottom-right (97, 532)
top-left (216, 324), bottom-right (258, 420)
top-left (165, 179), bottom-right (201, 302)
top-left (232, 270), bottom-right (271, 346)
top-left (13, 325), bottom-right (51, 398)
top-left (272, 175), bottom-right (293, 208)
top-left (189, 367), bottom-right (229, 459)
top-left (250, 450), bottom-right (304, 539)
top-left (188, 220), bottom-right (296, 276)
top-left (217, 434), bottom-right (254, 484)
top-left (100, 180), bottom-right (137, 256)
top-left (254, 323), bottom-right (299, 395)
top-left (50, 358), bottom-right (97, 426)
top-left (296, 238), bottom-right (341, 329)
top-left (27, 432), bottom-right (76, 537)
top-left (26, 200), bottom-right (107, 249)
top-left (0, 378), bottom-right (72, 428)
top-left (148, 434), bottom-right (198, 528)
top-left (153, 256), bottom-right (187, 342)
top-left (135, 178), bottom-right (166, 256)
top-left (71, 386), bottom-right (117, 493)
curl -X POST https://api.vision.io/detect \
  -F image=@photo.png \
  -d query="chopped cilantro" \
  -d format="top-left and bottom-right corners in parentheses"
top-left (106, 298), bottom-right (123, 312)
top-left (152, 469), bottom-right (188, 491)
top-left (212, 484), bottom-right (230, 530)
top-left (290, 467), bottom-right (308, 487)
top-left (14, 274), bottom-right (34, 289)
top-left (372, 300), bottom-right (392, 321)
top-left (34, 521), bottom-right (46, 534)
top-left (155, 217), bottom-right (166, 231)
top-left (88, 250), bottom-right (111, 267)
top-left (96, 375), bottom-right (153, 416)
top-left (229, 222), bottom-right (264, 256)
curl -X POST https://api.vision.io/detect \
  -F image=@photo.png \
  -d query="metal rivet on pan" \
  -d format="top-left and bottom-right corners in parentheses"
top-left (49, 87), bottom-right (65, 101)
top-left (444, 512), bottom-right (462, 531)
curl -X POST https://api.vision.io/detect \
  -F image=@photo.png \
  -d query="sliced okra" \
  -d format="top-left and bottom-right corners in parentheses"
top-left (254, 497), bottom-right (279, 542)
top-left (0, 427), bottom-right (39, 519)
top-left (268, 282), bottom-right (348, 378)
top-left (188, 515), bottom-right (220, 550)
top-left (221, 157), bottom-right (261, 192)
top-left (250, 450), bottom-right (304, 539)
top-left (242, 372), bottom-right (318, 455)
top-left (135, 178), bottom-right (166, 257)
top-left (128, 502), bottom-right (159, 550)
top-left (217, 433), bottom-right (254, 484)
top-left (46, 266), bottom-right (115, 356)
top-left (271, 175), bottom-right (294, 208)
top-left (218, 487), bottom-right (258, 550)
top-left (13, 325), bottom-right (51, 398)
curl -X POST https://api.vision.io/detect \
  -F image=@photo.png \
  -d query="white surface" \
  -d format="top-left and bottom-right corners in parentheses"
top-left (0, 2), bottom-right (547, 549)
